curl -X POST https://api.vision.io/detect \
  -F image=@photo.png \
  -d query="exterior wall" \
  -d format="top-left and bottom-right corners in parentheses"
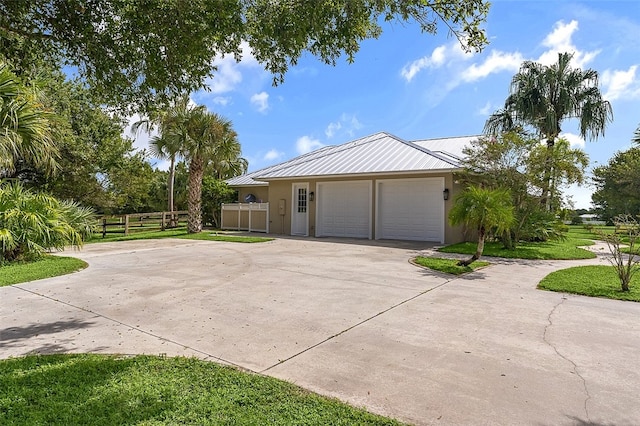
top-left (236, 186), bottom-right (269, 204)
top-left (262, 172), bottom-right (467, 244)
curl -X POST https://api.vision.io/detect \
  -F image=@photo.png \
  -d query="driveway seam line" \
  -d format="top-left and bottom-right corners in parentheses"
top-left (543, 295), bottom-right (591, 422)
top-left (11, 285), bottom-right (251, 372)
top-left (260, 277), bottom-right (457, 373)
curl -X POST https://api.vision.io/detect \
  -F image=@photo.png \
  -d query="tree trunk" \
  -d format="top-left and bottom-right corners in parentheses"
top-left (458, 227), bottom-right (486, 266)
top-left (187, 156), bottom-right (204, 233)
top-left (168, 155), bottom-right (176, 227)
top-left (541, 133), bottom-right (558, 211)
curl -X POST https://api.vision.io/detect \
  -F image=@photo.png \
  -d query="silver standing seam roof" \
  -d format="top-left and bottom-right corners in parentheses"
top-left (226, 132), bottom-right (479, 186)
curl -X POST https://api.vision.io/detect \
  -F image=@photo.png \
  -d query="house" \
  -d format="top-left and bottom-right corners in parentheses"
top-left (225, 132), bottom-right (478, 244)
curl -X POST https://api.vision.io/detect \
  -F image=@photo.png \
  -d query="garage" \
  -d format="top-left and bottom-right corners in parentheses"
top-left (316, 181), bottom-right (372, 238)
top-left (376, 178), bottom-right (444, 242)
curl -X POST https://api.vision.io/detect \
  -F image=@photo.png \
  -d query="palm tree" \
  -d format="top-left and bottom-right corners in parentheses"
top-left (448, 186), bottom-right (515, 266)
top-left (484, 52), bottom-right (613, 208)
top-left (132, 96), bottom-right (193, 217)
top-left (0, 61), bottom-right (58, 178)
top-left (137, 96), bottom-right (242, 233)
top-left (181, 110), bottom-right (240, 233)
top-left (0, 181), bottom-right (95, 262)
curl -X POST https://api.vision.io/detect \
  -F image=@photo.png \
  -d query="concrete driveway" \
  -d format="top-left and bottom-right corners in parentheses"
top-left (1, 237), bottom-right (639, 425)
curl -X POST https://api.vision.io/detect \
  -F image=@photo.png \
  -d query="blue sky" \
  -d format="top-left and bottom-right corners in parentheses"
top-left (129, 1), bottom-right (640, 209)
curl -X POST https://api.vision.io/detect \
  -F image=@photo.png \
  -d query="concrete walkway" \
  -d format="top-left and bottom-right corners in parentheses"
top-left (1, 237), bottom-right (639, 425)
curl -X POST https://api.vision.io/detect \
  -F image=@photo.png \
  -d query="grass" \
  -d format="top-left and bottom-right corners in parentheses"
top-left (89, 228), bottom-right (273, 244)
top-left (0, 354), bottom-right (403, 426)
top-left (439, 237), bottom-right (596, 260)
top-left (0, 256), bottom-right (87, 287)
top-left (538, 265), bottom-right (640, 302)
top-left (413, 257), bottom-right (490, 275)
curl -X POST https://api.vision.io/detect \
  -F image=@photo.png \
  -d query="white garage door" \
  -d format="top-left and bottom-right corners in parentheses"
top-left (316, 181), bottom-right (371, 238)
top-left (376, 178), bottom-right (444, 242)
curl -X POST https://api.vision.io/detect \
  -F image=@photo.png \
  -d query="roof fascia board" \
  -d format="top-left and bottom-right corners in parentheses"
top-left (258, 168), bottom-right (462, 181)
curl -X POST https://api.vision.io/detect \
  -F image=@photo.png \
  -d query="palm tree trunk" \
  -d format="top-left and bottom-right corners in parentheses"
top-left (187, 156), bottom-right (204, 233)
top-left (458, 227), bottom-right (486, 266)
top-left (541, 133), bottom-right (558, 211)
top-left (168, 155), bottom-right (176, 227)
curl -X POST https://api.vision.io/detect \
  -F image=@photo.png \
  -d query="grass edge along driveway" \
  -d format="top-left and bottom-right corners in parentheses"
top-left (0, 354), bottom-right (404, 426)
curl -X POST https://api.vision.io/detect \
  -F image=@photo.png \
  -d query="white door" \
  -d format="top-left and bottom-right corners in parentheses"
top-left (316, 181), bottom-right (371, 238)
top-left (291, 183), bottom-right (308, 236)
top-left (376, 178), bottom-right (444, 242)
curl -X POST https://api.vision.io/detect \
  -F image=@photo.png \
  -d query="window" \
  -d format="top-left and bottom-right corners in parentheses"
top-left (297, 188), bottom-right (307, 213)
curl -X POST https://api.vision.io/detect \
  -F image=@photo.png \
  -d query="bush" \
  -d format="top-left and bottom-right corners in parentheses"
top-left (0, 182), bottom-right (95, 262)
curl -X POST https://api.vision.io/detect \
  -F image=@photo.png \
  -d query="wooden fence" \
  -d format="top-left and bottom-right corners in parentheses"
top-left (98, 211), bottom-right (189, 237)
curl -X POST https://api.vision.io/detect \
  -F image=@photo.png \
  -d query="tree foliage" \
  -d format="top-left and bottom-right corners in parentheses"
top-left (0, 181), bottom-right (95, 262)
top-left (448, 186), bottom-right (514, 266)
top-left (6, 69), bottom-right (160, 214)
top-left (460, 132), bottom-right (587, 246)
top-left (201, 176), bottom-right (237, 229)
top-left (485, 52), bottom-right (611, 208)
top-left (592, 146), bottom-right (640, 222)
top-left (0, 0), bottom-right (489, 110)
top-left (0, 61), bottom-right (57, 178)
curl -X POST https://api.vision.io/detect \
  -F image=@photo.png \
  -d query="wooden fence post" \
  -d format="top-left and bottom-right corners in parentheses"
top-left (124, 215), bottom-right (130, 236)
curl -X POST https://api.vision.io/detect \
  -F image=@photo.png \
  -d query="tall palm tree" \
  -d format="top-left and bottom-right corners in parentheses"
top-left (484, 52), bottom-right (613, 208)
top-left (449, 186), bottom-right (515, 266)
top-left (181, 110), bottom-right (240, 233)
top-left (132, 96), bottom-right (194, 217)
top-left (0, 61), bottom-right (58, 178)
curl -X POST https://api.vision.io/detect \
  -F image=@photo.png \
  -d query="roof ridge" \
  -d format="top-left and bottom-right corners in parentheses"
top-left (252, 132), bottom-right (390, 178)
top-left (399, 137), bottom-right (462, 168)
top-left (412, 134), bottom-right (482, 142)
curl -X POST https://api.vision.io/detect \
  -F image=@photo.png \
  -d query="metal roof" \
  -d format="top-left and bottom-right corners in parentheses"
top-left (227, 132), bottom-right (480, 186)
top-left (412, 135), bottom-right (479, 161)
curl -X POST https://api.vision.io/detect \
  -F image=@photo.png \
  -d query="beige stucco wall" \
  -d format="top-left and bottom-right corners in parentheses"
top-left (236, 186), bottom-right (269, 204)
top-left (243, 173), bottom-right (466, 244)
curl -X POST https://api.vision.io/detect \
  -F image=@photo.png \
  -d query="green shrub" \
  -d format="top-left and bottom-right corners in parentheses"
top-left (0, 182), bottom-right (95, 262)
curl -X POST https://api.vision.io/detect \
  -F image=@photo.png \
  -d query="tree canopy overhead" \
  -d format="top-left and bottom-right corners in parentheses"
top-left (0, 0), bottom-right (489, 111)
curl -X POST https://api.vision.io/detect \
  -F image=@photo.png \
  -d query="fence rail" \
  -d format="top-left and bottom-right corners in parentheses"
top-left (221, 203), bottom-right (269, 233)
top-left (98, 211), bottom-right (189, 237)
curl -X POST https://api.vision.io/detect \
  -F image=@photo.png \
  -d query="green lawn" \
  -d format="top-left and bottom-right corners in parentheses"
top-left (0, 256), bottom-right (87, 287)
top-left (89, 229), bottom-right (273, 244)
top-left (0, 354), bottom-right (403, 426)
top-left (538, 265), bottom-right (640, 302)
top-left (413, 257), bottom-right (490, 275)
top-left (438, 237), bottom-right (596, 260)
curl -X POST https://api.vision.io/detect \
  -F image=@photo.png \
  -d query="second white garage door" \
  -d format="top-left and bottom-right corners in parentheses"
top-left (316, 181), bottom-right (371, 238)
top-left (376, 178), bottom-right (444, 242)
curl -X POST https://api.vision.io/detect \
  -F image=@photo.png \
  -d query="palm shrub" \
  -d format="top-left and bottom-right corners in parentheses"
top-left (0, 182), bottom-right (95, 262)
top-left (449, 186), bottom-right (515, 266)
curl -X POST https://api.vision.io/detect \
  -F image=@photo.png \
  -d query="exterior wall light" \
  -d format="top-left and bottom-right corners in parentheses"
top-left (309, 191), bottom-right (315, 202)
top-left (443, 188), bottom-right (450, 201)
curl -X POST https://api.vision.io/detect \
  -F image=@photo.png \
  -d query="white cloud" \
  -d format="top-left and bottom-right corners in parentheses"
top-left (212, 96), bottom-right (231, 106)
top-left (325, 113), bottom-right (363, 139)
top-left (537, 20), bottom-right (599, 68)
top-left (476, 101), bottom-right (492, 116)
top-left (325, 121), bottom-right (342, 138)
top-left (461, 50), bottom-right (524, 82)
top-left (263, 149), bottom-right (284, 161)
top-left (559, 132), bottom-right (586, 149)
top-left (250, 91), bottom-right (269, 113)
top-left (206, 41), bottom-right (261, 94)
top-left (401, 42), bottom-right (470, 82)
top-left (296, 136), bottom-right (325, 154)
top-left (602, 65), bottom-right (640, 101)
